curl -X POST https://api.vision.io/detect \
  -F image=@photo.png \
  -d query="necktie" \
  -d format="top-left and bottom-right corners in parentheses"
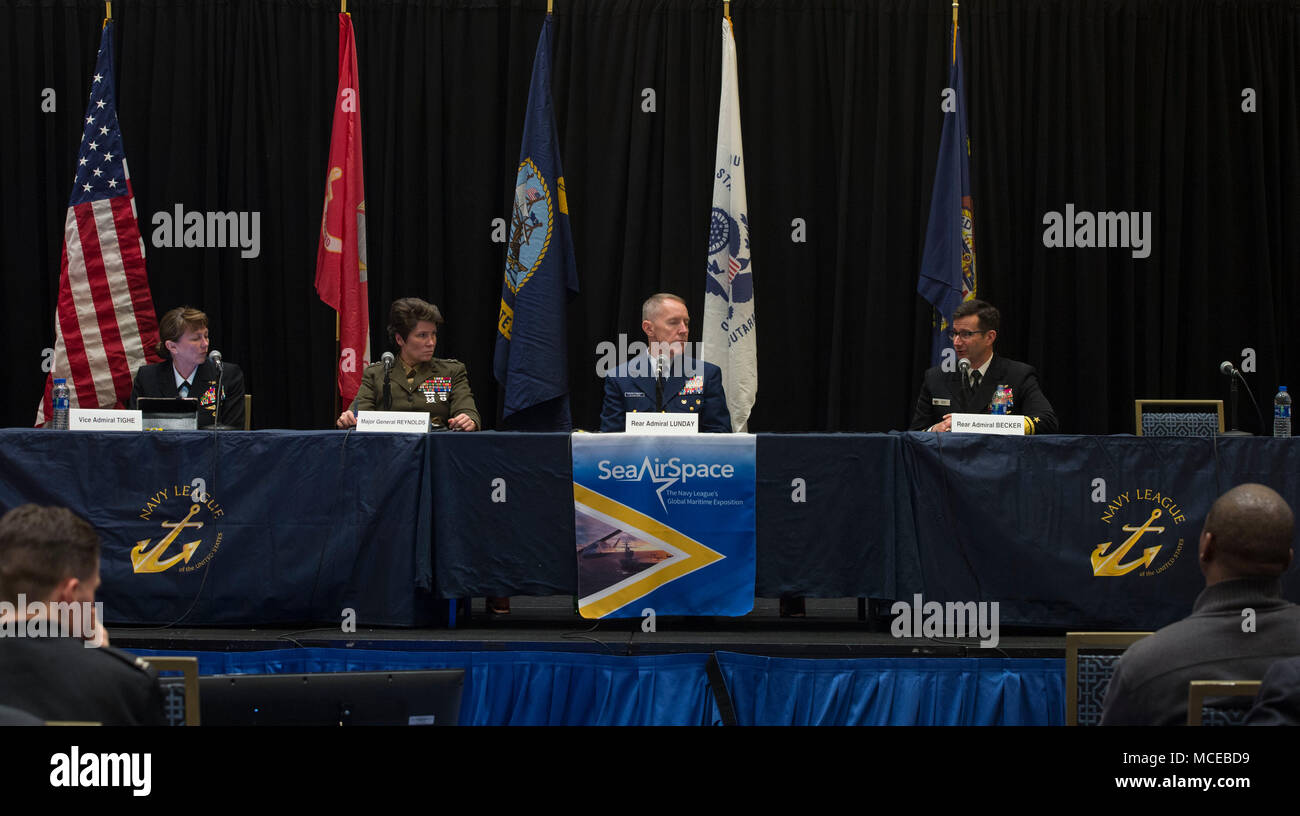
top-left (970, 371), bottom-right (982, 391)
top-left (179, 381), bottom-right (190, 398)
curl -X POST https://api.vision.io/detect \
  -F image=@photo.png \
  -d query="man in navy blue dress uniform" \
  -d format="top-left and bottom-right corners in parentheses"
top-left (910, 299), bottom-right (1057, 434)
top-left (600, 293), bottom-right (731, 433)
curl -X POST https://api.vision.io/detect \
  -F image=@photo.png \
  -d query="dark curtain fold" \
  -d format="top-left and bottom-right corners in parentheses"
top-left (2, 0), bottom-right (1298, 433)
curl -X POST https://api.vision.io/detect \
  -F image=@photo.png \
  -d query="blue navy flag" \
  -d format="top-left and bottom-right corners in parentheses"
top-left (494, 15), bottom-right (579, 430)
top-left (917, 23), bottom-right (977, 367)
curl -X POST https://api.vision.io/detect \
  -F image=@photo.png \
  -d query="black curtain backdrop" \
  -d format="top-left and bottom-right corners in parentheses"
top-left (3, 0), bottom-right (1297, 434)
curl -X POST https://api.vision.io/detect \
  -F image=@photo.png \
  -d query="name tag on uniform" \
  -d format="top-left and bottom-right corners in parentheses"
top-left (931, 398), bottom-right (951, 407)
top-left (623, 391), bottom-right (645, 398)
top-left (356, 411), bottom-right (430, 433)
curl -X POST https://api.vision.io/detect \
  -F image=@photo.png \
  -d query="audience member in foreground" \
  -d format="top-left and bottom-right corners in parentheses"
top-left (1245, 656), bottom-right (1300, 725)
top-left (1101, 483), bottom-right (1300, 726)
top-left (0, 505), bottom-right (165, 725)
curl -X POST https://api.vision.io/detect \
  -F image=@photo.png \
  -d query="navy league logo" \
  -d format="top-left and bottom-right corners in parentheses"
top-left (504, 157), bottom-right (554, 295)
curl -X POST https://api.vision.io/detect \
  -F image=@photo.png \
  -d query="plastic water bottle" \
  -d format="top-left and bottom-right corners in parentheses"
top-left (1275, 386), bottom-right (1292, 438)
top-left (1001, 385), bottom-right (1014, 414)
top-left (52, 378), bottom-right (70, 430)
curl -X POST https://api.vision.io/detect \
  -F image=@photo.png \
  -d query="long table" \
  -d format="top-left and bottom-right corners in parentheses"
top-left (2, 429), bottom-right (1297, 628)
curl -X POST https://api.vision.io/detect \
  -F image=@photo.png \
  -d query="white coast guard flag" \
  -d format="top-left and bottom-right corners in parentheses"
top-left (702, 17), bottom-right (756, 433)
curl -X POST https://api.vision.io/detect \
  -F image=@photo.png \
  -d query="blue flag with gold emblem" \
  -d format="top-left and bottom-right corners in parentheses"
top-left (918, 23), bottom-right (976, 367)
top-left (494, 15), bottom-right (579, 430)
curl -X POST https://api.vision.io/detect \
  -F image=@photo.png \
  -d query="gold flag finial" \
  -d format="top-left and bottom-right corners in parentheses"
top-left (106, 1), bottom-right (112, 20)
top-left (952, 1), bottom-right (959, 63)
top-left (548, 0), bottom-right (553, 14)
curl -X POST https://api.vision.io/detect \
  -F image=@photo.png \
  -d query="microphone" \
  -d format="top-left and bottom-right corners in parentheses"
top-left (655, 354), bottom-right (668, 411)
top-left (207, 350), bottom-right (227, 430)
top-left (1218, 360), bottom-right (1264, 436)
top-left (380, 352), bottom-right (394, 410)
top-left (958, 357), bottom-right (972, 391)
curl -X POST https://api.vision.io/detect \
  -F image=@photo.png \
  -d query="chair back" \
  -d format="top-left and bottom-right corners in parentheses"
top-left (148, 656), bottom-right (201, 726)
top-left (1187, 680), bottom-right (1261, 726)
top-left (1065, 632), bottom-right (1152, 725)
top-left (1135, 399), bottom-right (1225, 436)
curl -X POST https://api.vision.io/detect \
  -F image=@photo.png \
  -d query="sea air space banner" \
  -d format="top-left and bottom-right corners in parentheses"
top-left (572, 434), bottom-right (755, 618)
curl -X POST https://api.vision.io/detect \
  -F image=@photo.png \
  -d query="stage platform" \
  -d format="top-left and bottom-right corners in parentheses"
top-left (111, 596), bottom-right (1068, 659)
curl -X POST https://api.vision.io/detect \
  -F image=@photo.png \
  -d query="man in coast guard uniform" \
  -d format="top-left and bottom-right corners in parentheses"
top-left (600, 293), bottom-right (730, 433)
top-left (910, 299), bottom-right (1057, 434)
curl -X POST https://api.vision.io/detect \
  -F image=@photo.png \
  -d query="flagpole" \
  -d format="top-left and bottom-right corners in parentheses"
top-left (334, 314), bottom-right (341, 419)
top-left (952, 1), bottom-right (959, 64)
top-left (548, 0), bottom-right (553, 13)
top-left (724, 1), bottom-right (730, 21)
top-left (340, 0), bottom-right (347, 425)
top-left (106, 2), bottom-right (111, 20)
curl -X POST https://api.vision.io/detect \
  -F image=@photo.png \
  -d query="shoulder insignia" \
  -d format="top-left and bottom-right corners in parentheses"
top-left (96, 646), bottom-right (157, 675)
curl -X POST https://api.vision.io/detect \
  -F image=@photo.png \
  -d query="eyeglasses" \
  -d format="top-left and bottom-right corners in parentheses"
top-left (945, 329), bottom-right (987, 341)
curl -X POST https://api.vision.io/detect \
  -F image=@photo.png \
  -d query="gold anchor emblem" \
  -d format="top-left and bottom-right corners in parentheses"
top-left (1092, 508), bottom-right (1165, 576)
top-left (131, 503), bottom-right (205, 574)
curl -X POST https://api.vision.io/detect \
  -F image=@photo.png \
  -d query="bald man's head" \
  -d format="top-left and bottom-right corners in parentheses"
top-left (1199, 484), bottom-right (1295, 582)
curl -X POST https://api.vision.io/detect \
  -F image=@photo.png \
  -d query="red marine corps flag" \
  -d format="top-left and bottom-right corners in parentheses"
top-left (35, 20), bottom-right (160, 425)
top-left (316, 11), bottom-right (371, 406)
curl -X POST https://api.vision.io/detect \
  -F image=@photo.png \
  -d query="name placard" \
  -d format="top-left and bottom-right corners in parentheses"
top-left (355, 411), bottom-right (430, 434)
top-left (624, 413), bottom-right (700, 435)
top-left (69, 409), bottom-right (142, 431)
top-left (950, 413), bottom-right (1027, 436)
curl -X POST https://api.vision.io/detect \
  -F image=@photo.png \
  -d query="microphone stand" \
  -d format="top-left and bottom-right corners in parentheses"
top-left (1222, 372), bottom-right (1253, 437)
top-left (382, 365), bottom-right (393, 411)
top-left (208, 364), bottom-right (238, 431)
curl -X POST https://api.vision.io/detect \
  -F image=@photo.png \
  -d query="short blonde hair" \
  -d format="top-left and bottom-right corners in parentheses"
top-left (156, 307), bottom-right (208, 357)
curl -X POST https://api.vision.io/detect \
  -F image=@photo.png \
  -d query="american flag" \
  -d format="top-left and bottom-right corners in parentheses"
top-left (35, 21), bottom-right (159, 425)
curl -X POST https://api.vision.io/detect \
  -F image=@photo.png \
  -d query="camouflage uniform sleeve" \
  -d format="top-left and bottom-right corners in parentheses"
top-left (449, 362), bottom-right (481, 430)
